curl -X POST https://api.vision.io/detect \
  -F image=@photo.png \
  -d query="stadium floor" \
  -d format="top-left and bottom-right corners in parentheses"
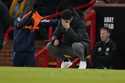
top-left (0, 67), bottom-right (125, 83)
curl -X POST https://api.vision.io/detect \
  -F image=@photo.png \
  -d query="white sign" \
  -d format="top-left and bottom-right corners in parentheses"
top-left (104, 17), bottom-right (115, 29)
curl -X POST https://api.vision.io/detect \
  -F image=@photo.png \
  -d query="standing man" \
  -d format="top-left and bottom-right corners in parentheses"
top-left (92, 27), bottom-right (116, 69)
top-left (12, 0), bottom-right (35, 67)
top-left (48, 9), bottom-right (89, 69)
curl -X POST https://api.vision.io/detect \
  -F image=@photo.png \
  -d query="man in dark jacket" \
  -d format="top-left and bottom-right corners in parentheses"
top-left (13, 13), bottom-right (36, 67)
top-left (12, 0), bottom-right (59, 67)
top-left (93, 27), bottom-right (116, 69)
top-left (48, 9), bottom-right (89, 69)
top-left (12, 0), bottom-right (35, 67)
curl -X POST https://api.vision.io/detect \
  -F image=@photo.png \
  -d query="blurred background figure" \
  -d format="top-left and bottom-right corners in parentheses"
top-left (11, 0), bottom-right (36, 67)
top-left (0, 0), bottom-right (9, 49)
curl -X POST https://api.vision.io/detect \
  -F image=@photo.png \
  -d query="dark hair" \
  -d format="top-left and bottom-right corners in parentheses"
top-left (61, 9), bottom-right (73, 20)
top-left (100, 27), bottom-right (111, 33)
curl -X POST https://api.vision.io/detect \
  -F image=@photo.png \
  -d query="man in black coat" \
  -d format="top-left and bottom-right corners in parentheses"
top-left (48, 9), bottom-right (89, 69)
top-left (93, 27), bottom-right (116, 69)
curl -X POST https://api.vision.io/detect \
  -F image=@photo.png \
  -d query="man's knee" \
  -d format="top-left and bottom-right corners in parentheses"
top-left (48, 43), bottom-right (59, 55)
top-left (72, 43), bottom-right (84, 50)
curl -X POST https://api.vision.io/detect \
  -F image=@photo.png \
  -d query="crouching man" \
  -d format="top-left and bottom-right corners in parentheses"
top-left (48, 9), bottom-right (89, 69)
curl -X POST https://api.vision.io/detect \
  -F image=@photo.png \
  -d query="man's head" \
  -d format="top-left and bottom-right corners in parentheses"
top-left (100, 27), bottom-right (111, 42)
top-left (61, 9), bottom-right (73, 24)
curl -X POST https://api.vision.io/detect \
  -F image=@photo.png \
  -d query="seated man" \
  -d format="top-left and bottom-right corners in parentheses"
top-left (48, 9), bottom-right (89, 69)
top-left (92, 27), bottom-right (116, 69)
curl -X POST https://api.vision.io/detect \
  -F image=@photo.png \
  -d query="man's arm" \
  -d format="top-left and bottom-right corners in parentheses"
top-left (109, 41), bottom-right (117, 56)
top-left (50, 21), bottom-right (63, 46)
top-left (53, 21), bottom-right (63, 39)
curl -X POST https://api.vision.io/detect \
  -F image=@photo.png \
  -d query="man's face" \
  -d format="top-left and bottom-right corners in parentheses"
top-left (100, 29), bottom-right (110, 42)
top-left (61, 19), bottom-right (72, 29)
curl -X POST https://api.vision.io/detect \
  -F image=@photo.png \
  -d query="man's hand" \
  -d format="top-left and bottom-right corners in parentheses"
top-left (61, 19), bottom-right (71, 30)
top-left (51, 36), bottom-right (56, 41)
top-left (51, 36), bottom-right (59, 47)
top-left (53, 39), bottom-right (60, 47)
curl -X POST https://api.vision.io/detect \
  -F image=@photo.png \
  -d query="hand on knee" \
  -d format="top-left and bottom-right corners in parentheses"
top-left (53, 39), bottom-right (60, 47)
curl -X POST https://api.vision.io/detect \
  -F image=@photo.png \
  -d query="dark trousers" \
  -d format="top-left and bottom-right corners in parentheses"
top-left (48, 42), bottom-right (87, 61)
top-left (12, 51), bottom-right (35, 67)
top-left (93, 55), bottom-right (112, 69)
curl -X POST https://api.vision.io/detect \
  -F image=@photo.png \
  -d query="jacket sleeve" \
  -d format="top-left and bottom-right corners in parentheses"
top-left (109, 42), bottom-right (117, 56)
top-left (53, 21), bottom-right (63, 39)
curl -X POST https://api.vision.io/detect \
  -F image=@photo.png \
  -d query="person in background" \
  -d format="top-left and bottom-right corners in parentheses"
top-left (12, 0), bottom-right (35, 67)
top-left (92, 27), bottom-right (116, 69)
top-left (0, 0), bottom-right (9, 49)
top-left (13, 14), bottom-right (36, 67)
top-left (12, 0), bottom-right (58, 67)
